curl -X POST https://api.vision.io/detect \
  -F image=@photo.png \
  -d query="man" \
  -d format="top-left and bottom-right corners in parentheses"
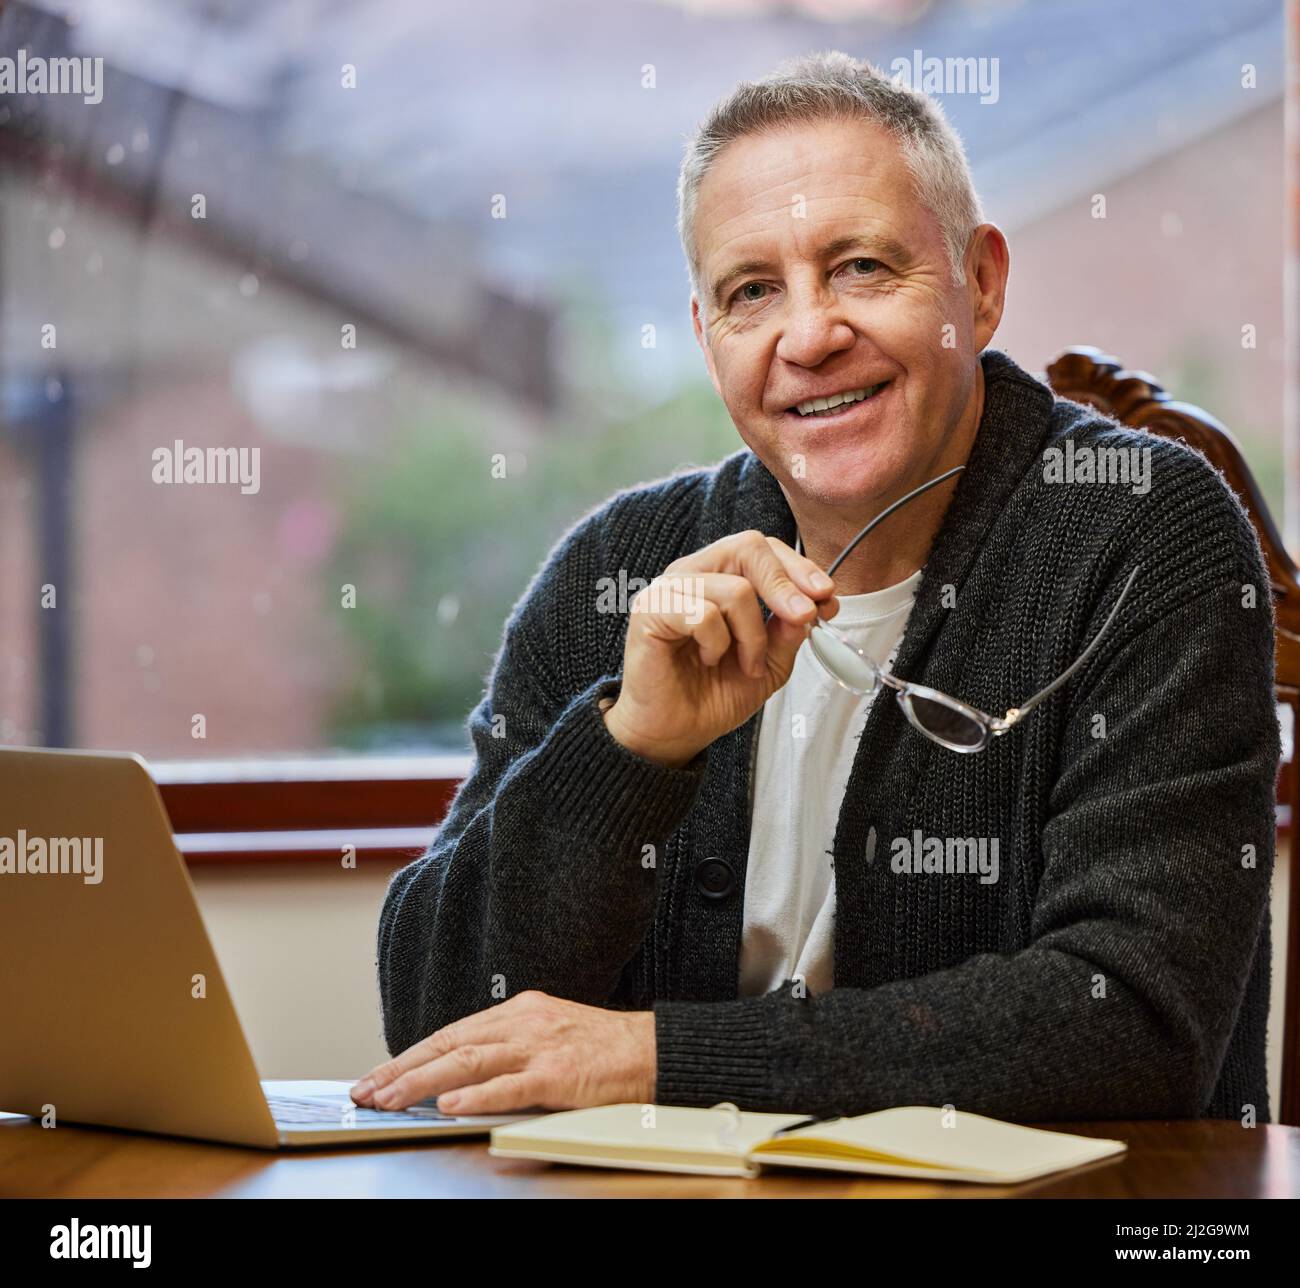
top-left (353, 51), bottom-right (1279, 1122)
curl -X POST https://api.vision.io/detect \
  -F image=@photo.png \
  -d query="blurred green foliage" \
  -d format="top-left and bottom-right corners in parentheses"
top-left (328, 372), bottom-right (741, 751)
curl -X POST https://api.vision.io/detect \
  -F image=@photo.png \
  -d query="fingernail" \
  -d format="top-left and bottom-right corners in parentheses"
top-left (439, 1093), bottom-right (461, 1112)
top-left (787, 592), bottom-right (815, 615)
top-left (374, 1088), bottom-right (395, 1107)
top-left (809, 572), bottom-right (833, 592)
top-left (353, 1078), bottom-right (373, 1098)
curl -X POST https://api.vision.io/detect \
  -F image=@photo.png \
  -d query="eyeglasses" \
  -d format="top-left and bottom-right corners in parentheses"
top-left (805, 466), bottom-right (1141, 753)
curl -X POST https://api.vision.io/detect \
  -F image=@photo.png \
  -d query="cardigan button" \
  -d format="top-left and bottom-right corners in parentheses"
top-left (695, 856), bottom-right (736, 900)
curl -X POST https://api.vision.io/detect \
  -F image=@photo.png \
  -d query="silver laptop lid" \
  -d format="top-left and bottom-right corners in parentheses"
top-left (0, 747), bottom-right (279, 1148)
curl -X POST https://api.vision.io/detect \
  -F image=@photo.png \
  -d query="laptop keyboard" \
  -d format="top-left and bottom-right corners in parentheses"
top-left (267, 1094), bottom-right (454, 1126)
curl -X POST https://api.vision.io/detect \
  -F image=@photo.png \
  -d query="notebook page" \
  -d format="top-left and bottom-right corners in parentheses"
top-left (493, 1103), bottom-right (806, 1159)
top-left (758, 1106), bottom-right (1124, 1176)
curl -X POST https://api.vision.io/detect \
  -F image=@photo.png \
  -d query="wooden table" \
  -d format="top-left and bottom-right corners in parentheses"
top-left (2, 1116), bottom-right (1298, 1198)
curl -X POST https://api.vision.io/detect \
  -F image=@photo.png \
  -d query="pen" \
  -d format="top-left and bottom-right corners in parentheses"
top-left (771, 1113), bottom-right (842, 1136)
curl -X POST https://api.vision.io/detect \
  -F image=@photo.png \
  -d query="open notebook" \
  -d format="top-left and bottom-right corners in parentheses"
top-left (490, 1104), bottom-right (1127, 1183)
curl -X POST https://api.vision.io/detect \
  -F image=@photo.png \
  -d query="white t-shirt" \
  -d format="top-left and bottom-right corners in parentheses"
top-left (738, 540), bottom-right (921, 998)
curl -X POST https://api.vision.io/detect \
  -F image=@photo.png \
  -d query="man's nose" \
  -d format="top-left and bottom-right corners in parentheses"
top-left (774, 288), bottom-right (856, 367)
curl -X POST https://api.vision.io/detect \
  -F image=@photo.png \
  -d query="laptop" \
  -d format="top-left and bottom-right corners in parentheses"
top-left (0, 746), bottom-right (534, 1147)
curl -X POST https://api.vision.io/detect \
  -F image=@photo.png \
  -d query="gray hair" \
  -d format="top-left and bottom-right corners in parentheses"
top-left (676, 50), bottom-right (984, 309)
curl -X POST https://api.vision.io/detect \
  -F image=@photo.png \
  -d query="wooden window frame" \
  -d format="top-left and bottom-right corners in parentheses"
top-left (152, 756), bottom-right (472, 865)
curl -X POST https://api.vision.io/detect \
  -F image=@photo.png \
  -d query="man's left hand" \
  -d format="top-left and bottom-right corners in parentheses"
top-left (350, 991), bottom-right (657, 1114)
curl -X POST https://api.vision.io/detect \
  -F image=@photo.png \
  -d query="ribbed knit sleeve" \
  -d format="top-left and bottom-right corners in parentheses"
top-left (655, 486), bottom-right (1280, 1120)
top-left (376, 508), bottom-right (707, 1057)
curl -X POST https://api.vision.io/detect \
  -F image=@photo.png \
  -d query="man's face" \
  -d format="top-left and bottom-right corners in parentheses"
top-left (691, 116), bottom-right (992, 511)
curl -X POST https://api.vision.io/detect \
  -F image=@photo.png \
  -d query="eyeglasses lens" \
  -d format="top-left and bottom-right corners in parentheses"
top-left (808, 622), bottom-right (879, 695)
top-left (903, 692), bottom-right (986, 749)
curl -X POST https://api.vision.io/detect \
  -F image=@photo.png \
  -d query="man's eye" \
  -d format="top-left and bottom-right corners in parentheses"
top-left (729, 260), bottom-right (880, 307)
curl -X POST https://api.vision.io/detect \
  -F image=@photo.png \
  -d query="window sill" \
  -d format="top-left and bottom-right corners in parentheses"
top-left (175, 827), bottom-right (436, 865)
top-left (150, 755), bottom-right (470, 865)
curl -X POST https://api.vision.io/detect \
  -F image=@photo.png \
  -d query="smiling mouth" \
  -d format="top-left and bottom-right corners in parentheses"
top-left (786, 381), bottom-right (891, 418)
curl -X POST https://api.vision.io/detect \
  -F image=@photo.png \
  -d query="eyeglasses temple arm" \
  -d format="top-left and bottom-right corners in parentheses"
top-left (1001, 564), bottom-right (1142, 726)
top-left (826, 465), bottom-right (966, 579)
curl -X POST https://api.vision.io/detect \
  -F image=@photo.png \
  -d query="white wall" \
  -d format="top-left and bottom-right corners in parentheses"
top-left (190, 859), bottom-right (406, 1080)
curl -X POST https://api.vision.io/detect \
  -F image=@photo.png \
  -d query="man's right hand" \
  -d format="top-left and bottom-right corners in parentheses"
top-left (601, 530), bottom-right (839, 768)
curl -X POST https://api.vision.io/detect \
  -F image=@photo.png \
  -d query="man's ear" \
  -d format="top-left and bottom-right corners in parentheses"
top-left (691, 294), bottom-right (724, 399)
top-left (967, 223), bottom-right (1009, 353)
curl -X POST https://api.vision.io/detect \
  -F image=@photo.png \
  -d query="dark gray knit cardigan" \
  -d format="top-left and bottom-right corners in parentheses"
top-left (378, 349), bottom-right (1280, 1122)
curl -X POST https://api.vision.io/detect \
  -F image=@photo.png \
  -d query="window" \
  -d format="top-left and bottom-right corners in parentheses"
top-left (1, 0), bottom-right (1288, 803)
